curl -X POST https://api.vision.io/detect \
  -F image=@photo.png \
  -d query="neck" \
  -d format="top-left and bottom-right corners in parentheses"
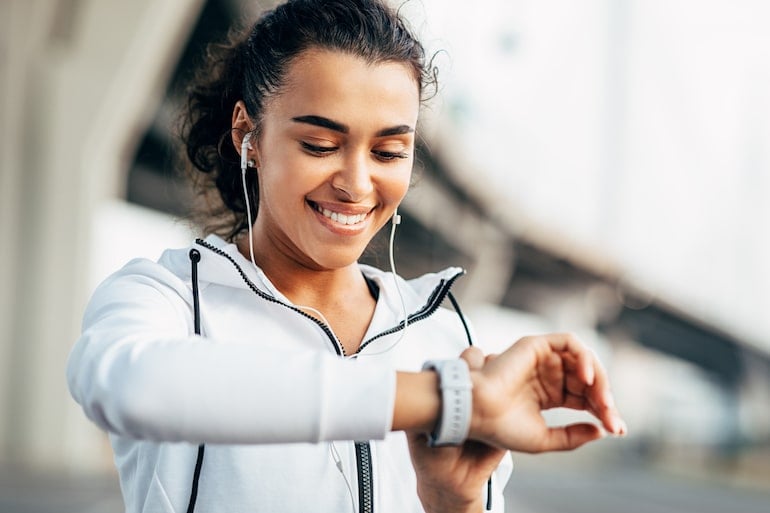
top-left (236, 233), bottom-right (367, 310)
top-left (236, 232), bottom-right (377, 355)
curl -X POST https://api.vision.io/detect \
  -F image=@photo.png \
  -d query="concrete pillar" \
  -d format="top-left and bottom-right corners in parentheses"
top-left (0, 0), bottom-right (202, 472)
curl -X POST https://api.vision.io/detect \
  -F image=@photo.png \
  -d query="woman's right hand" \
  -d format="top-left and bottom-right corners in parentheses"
top-left (466, 333), bottom-right (627, 452)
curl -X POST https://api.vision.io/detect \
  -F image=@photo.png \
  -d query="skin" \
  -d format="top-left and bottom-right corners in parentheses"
top-left (231, 48), bottom-right (626, 513)
top-left (232, 49), bottom-right (417, 355)
top-left (408, 334), bottom-right (627, 513)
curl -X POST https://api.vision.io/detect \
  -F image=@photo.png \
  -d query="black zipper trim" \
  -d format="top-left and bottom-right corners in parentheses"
top-left (355, 442), bottom-right (374, 513)
top-left (195, 238), bottom-right (464, 357)
top-left (357, 270), bottom-right (464, 353)
top-left (195, 238), bottom-right (465, 513)
top-left (195, 239), bottom-right (344, 356)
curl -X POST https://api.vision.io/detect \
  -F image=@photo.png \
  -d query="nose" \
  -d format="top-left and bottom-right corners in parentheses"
top-left (331, 151), bottom-right (374, 201)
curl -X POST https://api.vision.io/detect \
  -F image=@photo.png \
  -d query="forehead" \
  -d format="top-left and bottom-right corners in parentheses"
top-left (264, 48), bottom-right (421, 128)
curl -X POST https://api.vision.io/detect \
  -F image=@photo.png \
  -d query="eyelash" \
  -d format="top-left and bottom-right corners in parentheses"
top-left (300, 141), bottom-right (334, 154)
top-left (301, 142), bottom-right (408, 162)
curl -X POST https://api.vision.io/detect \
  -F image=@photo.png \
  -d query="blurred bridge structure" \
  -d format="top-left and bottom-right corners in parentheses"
top-left (1, 0), bottom-right (768, 512)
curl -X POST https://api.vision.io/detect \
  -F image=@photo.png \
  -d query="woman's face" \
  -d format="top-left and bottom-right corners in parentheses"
top-left (248, 49), bottom-right (419, 271)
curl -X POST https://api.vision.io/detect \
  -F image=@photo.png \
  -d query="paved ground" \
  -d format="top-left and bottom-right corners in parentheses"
top-left (505, 460), bottom-right (770, 513)
top-left (0, 466), bottom-right (122, 513)
top-left (1, 451), bottom-right (768, 512)
top-left (505, 442), bottom-right (770, 513)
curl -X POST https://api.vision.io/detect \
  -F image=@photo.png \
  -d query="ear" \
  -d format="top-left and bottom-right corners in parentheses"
top-left (231, 100), bottom-right (257, 162)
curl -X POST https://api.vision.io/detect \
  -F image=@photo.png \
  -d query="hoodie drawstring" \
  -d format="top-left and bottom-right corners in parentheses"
top-left (446, 291), bottom-right (494, 512)
top-left (187, 249), bottom-right (205, 513)
top-left (183, 251), bottom-right (491, 511)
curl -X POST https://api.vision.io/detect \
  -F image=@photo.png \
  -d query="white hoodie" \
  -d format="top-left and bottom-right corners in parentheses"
top-left (67, 235), bottom-right (512, 513)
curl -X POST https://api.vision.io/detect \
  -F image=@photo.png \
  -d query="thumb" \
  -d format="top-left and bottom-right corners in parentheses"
top-left (460, 346), bottom-right (486, 370)
top-left (539, 423), bottom-right (604, 452)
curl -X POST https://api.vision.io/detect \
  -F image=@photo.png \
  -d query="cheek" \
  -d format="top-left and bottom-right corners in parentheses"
top-left (258, 151), bottom-right (312, 197)
top-left (386, 168), bottom-right (412, 203)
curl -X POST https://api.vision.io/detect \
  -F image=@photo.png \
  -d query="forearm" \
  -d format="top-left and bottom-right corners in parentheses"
top-left (70, 271), bottom-right (400, 444)
top-left (69, 332), bottom-right (396, 443)
top-left (392, 371), bottom-right (440, 433)
top-left (416, 484), bottom-right (484, 513)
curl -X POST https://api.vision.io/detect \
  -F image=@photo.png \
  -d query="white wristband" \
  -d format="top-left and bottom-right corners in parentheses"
top-left (422, 359), bottom-right (472, 447)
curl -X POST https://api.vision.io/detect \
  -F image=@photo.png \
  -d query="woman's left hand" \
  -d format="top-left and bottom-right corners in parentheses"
top-left (407, 347), bottom-right (506, 513)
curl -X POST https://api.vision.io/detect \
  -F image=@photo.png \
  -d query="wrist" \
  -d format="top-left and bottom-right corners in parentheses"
top-left (393, 371), bottom-right (441, 433)
top-left (467, 369), bottom-right (491, 443)
top-left (422, 359), bottom-right (472, 446)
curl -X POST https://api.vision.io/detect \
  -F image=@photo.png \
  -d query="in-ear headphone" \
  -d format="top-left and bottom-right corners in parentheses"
top-left (240, 131), bottom-right (257, 269)
top-left (240, 132), bottom-right (253, 172)
top-left (392, 209), bottom-right (401, 225)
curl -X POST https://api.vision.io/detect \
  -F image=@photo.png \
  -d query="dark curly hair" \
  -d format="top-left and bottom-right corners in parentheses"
top-left (181, 0), bottom-right (437, 240)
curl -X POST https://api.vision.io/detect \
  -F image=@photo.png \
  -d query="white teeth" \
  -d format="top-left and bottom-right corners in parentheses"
top-left (319, 207), bottom-right (366, 225)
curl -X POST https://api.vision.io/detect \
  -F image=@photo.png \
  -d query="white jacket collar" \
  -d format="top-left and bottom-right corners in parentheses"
top-left (159, 234), bottom-right (465, 316)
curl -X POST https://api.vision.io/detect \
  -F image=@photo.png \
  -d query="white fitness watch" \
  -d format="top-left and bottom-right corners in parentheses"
top-left (422, 359), bottom-right (473, 447)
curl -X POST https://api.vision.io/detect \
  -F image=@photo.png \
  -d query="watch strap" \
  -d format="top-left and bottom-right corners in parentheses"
top-left (422, 359), bottom-right (472, 447)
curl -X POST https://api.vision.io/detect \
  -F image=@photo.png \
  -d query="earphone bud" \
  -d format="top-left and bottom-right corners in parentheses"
top-left (240, 132), bottom-right (253, 172)
top-left (392, 209), bottom-right (401, 225)
top-left (241, 131), bottom-right (257, 272)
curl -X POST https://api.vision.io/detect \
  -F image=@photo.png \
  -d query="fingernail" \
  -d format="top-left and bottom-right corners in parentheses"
top-left (586, 366), bottom-right (595, 386)
top-left (610, 418), bottom-right (627, 436)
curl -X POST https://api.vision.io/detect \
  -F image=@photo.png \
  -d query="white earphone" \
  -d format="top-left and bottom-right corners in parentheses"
top-left (240, 132), bottom-right (253, 172)
top-left (360, 208), bottom-right (409, 357)
top-left (238, 129), bottom-right (409, 358)
top-left (240, 131), bottom-right (258, 271)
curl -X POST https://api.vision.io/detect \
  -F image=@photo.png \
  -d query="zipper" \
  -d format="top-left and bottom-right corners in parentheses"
top-left (195, 238), bottom-right (464, 512)
top-left (358, 271), bottom-right (464, 353)
top-left (195, 239), bottom-right (344, 356)
top-left (354, 442), bottom-right (374, 513)
top-left (196, 238), bottom-right (463, 357)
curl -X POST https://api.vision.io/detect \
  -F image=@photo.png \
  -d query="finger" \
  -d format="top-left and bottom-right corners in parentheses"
top-left (564, 372), bottom-right (588, 398)
top-left (540, 333), bottom-right (595, 386)
top-left (560, 388), bottom-right (627, 437)
top-left (589, 398), bottom-right (626, 436)
top-left (460, 346), bottom-right (485, 370)
top-left (539, 423), bottom-right (604, 452)
top-left (557, 346), bottom-right (626, 436)
top-left (583, 355), bottom-right (626, 435)
top-left (576, 345), bottom-right (596, 387)
top-left (538, 352), bottom-right (565, 405)
top-left (561, 392), bottom-right (588, 411)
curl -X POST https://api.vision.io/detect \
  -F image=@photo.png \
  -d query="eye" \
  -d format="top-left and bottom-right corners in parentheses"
top-left (301, 141), bottom-right (337, 156)
top-left (372, 150), bottom-right (409, 162)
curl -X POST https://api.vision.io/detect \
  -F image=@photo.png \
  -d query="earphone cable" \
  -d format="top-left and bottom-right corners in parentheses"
top-left (357, 214), bottom-right (409, 357)
top-left (240, 147), bottom-right (345, 352)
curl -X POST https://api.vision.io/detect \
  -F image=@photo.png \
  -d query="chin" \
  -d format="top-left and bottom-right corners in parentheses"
top-left (307, 246), bottom-right (367, 271)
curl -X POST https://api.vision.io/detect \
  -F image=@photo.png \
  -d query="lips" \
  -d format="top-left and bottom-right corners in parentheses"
top-left (308, 201), bottom-right (372, 226)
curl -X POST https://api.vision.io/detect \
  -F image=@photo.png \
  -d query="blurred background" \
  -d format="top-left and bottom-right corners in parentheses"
top-left (1, 0), bottom-right (769, 511)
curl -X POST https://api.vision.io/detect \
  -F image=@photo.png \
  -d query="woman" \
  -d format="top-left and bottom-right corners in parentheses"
top-left (67, 1), bottom-right (626, 512)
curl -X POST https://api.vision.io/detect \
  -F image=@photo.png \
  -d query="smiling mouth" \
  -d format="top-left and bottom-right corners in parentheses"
top-left (309, 201), bottom-right (370, 226)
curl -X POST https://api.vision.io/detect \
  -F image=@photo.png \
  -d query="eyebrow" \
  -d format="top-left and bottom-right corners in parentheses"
top-left (292, 115), bottom-right (348, 133)
top-left (291, 115), bottom-right (414, 137)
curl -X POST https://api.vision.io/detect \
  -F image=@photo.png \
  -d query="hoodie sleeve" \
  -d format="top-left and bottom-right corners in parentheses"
top-left (66, 260), bottom-right (395, 444)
